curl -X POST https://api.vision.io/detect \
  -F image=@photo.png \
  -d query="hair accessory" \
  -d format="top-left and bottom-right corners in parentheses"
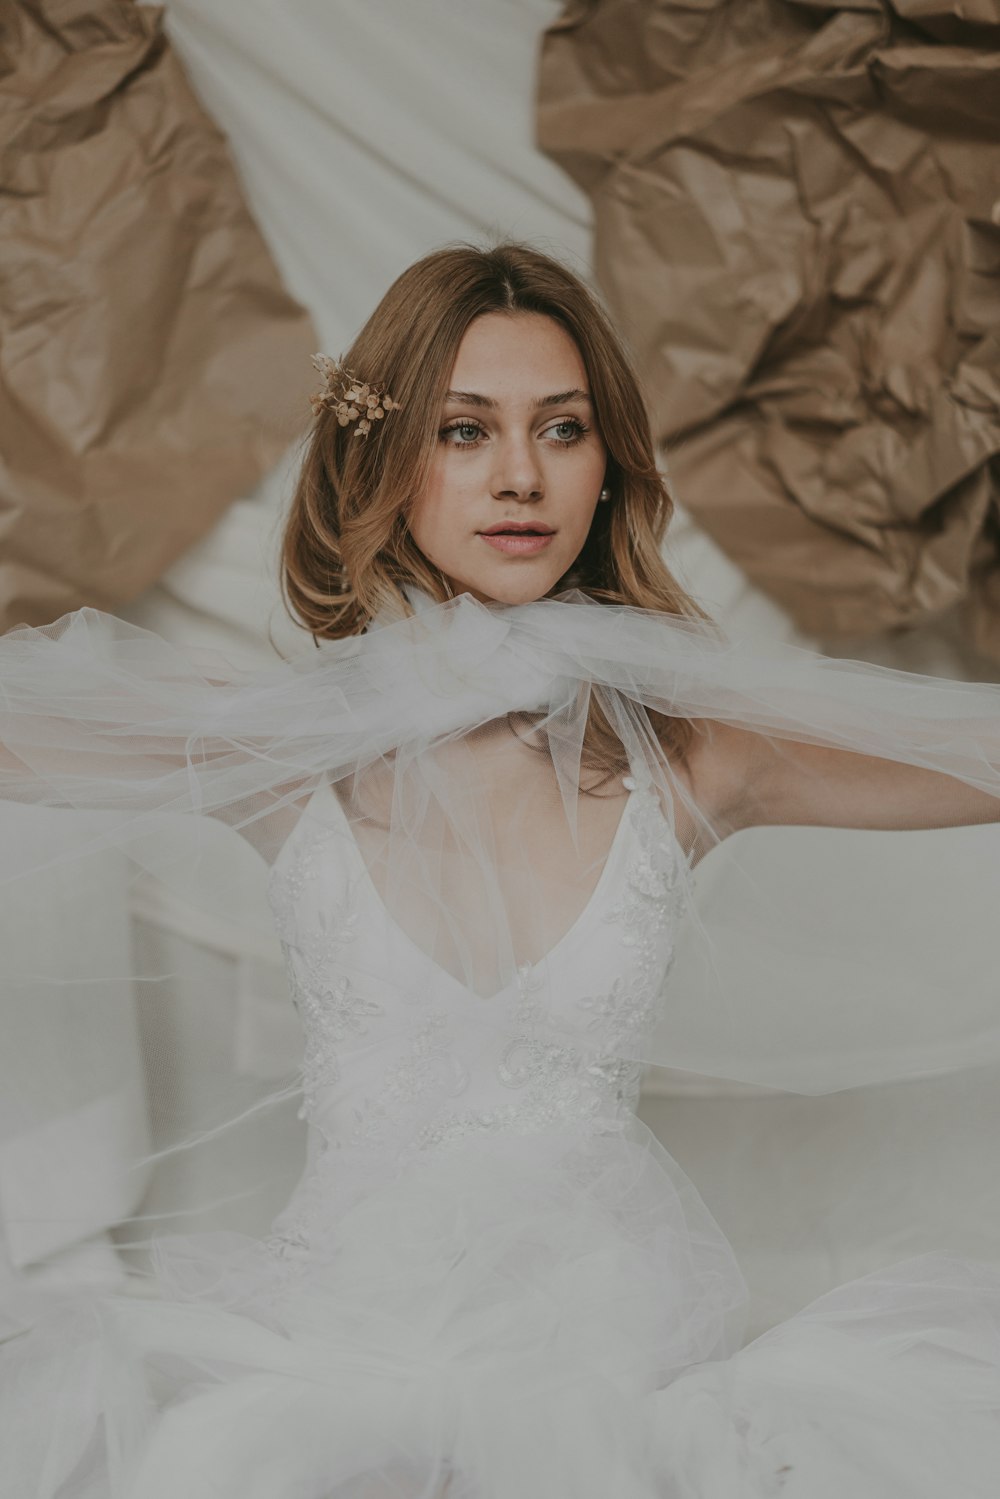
top-left (309, 354), bottom-right (401, 437)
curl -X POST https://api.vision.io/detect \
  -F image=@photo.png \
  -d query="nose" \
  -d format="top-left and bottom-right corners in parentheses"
top-left (490, 433), bottom-right (544, 503)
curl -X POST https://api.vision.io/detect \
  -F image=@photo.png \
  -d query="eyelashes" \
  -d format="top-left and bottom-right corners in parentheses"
top-left (438, 421), bottom-right (485, 447)
top-left (438, 418), bottom-right (591, 450)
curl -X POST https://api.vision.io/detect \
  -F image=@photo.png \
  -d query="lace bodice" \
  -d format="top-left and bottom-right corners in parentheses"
top-left (266, 773), bottom-right (687, 1160)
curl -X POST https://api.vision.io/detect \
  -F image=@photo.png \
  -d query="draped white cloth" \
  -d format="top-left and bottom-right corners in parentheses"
top-left (2, 585), bottom-right (999, 1114)
top-left (1, 588), bottom-right (1000, 1496)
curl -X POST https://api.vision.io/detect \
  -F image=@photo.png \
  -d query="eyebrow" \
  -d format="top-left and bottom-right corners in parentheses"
top-left (443, 388), bottom-right (591, 410)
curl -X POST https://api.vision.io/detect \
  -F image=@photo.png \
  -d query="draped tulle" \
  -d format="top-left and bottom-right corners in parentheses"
top-left (1, 587), bottom-right (1000, 1496)
top-left (4, 1132), bottom-right (1000, 1496)
top-left (1, 588), bottom-right (999, 1098)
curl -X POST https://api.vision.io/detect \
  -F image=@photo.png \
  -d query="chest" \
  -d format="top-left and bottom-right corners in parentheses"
top-left (268, 773), bottom-right (687, 1040)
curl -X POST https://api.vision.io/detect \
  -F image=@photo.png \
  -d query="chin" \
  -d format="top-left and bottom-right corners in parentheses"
top-left (462, 573), bottom-right (557, 607)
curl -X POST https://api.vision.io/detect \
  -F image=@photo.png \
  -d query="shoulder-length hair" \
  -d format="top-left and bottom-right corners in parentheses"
top-left (281, 242), bottom-right (714, 771)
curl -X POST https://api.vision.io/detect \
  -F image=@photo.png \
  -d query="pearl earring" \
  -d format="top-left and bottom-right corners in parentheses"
top-left (599, 486), bottom-right (612, 503)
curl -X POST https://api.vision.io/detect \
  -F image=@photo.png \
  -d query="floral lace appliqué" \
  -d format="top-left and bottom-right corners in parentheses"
top-left (345, 1011), bottom-right (471, 1149)
top-left (577, 777), bottom-right (681, 1054)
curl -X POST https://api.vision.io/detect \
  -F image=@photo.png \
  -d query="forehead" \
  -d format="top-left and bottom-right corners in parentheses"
top-left (447, 312), bottom-right (588, 396)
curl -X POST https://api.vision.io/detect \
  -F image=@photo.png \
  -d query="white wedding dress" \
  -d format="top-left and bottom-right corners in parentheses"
top-left (5, 755), bottom-right (1000, 1498)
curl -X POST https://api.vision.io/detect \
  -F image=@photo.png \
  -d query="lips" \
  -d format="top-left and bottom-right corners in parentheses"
top-left (479, 523), bottom-right (555, 536)
top-left (478, 525), bottom-right (556, 556)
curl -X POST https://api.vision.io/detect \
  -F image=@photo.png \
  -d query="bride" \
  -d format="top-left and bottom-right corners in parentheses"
top-left (2, 242), bottom-right (1000, 1497)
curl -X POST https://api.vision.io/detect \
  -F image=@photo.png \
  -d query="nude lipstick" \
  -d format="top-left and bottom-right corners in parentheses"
top-left (478, 521), bottom-right (555, 555)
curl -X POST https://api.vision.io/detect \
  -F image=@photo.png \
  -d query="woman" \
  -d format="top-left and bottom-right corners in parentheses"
top-left (2, 243), bottom-right (1000, 1496)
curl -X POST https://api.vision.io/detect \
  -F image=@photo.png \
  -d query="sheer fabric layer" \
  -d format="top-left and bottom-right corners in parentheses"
top-left (2, 589), bottom-right (999, 1100)
top-left (1, 591), bottom-right (1000, 1495)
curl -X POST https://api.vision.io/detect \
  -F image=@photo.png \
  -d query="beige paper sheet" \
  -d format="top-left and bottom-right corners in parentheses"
top-left (538, 0), bottom-right (1000, 661)
top-left (0, 0), bottom-right (318, 630)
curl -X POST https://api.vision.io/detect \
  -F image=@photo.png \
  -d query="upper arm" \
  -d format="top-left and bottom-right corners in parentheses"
top-left (696, 724), bottom-right (1000, 836)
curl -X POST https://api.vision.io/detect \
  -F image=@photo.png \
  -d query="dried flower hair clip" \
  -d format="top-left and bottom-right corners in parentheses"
top-left (309, 353), bottom-right (401, 437)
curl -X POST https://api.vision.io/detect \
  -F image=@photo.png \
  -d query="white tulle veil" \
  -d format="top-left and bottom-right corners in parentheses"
top-left (1, 583), bottom-right (999, 1281)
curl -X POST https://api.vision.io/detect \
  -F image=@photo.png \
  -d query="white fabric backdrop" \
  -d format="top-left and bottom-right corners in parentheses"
top-left (3, 0), bottom-right (997, 1337)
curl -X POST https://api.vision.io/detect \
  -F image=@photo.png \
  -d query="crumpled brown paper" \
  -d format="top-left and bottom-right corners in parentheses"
top-left (538, 0), bottom-right (1000, 662)
top-left (0, 0), bottom-right (318, 631)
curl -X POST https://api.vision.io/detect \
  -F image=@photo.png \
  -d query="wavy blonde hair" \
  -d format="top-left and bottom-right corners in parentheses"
top-left (282, 242), bottom-right (713, 770)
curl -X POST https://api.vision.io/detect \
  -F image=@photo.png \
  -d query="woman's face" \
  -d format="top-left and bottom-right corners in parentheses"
top-left (408, 312), bottom-right (608, 605)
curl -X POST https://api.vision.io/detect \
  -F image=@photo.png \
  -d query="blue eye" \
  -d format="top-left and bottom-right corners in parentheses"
top-left (440, 421), bottom-right (484, 446)
top-left (438, 417), bottom-right (589, 448)
top-left (547, 419), bottom-right (588, 445)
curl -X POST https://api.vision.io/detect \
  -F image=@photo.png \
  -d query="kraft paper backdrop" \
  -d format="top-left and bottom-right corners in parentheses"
top-left (537, 0), bottom-right (1000, 662)
top-left (0, 0), bottom-right (318, 631)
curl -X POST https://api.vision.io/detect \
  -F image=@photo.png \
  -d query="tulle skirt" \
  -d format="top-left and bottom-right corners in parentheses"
top-left (4, 1120), bottom-right (1000, 1498)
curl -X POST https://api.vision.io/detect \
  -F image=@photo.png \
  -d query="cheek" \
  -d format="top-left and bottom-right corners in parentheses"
top-left (408, 471), bottom-right (462, 560)
top-left (562, 458), bottom-right (605, 531)
top-left (410, 448), bottom-right (486, 533)
top-left (555, 443), bottom-right (605, 506)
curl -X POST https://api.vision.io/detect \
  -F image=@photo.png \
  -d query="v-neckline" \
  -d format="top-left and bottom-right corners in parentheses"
top-left (316, 775), bottom-right (637, 1003)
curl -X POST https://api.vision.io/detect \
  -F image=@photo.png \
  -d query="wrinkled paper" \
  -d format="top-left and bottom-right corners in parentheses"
top-left (0, 0), bottom-right (318, 630)
top-left (538, 0), bottom-right (1000, 661)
